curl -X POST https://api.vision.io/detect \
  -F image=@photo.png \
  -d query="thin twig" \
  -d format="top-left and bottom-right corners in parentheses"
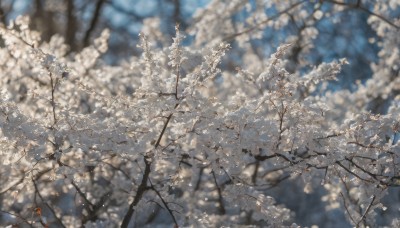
top-left (340, 192), bottom-right (357, 225)
top-left (323, 0), bottom-right (399, 29)
top-left (148, 183), bottom-right (179, 227)
top-left (49, 72), bottom-right (57, 125)
top-left (211, 169), bottom-right (226, 214)
top-left (356, 195), bottom-right (376, 227)
top-left (336, 161), bottom-right (373, 183)
top-left (32, 179), bottom-right (66, 228)
top-left (223, 0), bottom-right (307, 42)
top-left (0, 210), bottom-right (32, 226)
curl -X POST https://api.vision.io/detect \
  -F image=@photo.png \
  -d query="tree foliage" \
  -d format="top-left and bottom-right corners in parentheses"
top-left (0, 1), bottom-right (400, 227)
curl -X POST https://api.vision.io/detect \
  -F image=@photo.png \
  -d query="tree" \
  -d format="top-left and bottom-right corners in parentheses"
top-left (0, 1), bottom-right (399, 227)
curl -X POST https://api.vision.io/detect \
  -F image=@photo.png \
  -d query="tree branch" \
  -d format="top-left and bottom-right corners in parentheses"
top-left (223, 0), bottom-right (307, 42)
top-left (120, 155), bottom-right (152, 228)
top-left (357, 195), bottom-right (376, 227)
top-left (323, 0), bottom-right (399, 29)
top-left (211, 169), bottom-right (226, 215)
top-left (83, 0), bottom-right (106, 48)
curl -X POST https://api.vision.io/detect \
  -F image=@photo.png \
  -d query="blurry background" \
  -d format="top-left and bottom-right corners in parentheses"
top-left (0, 0), bottom-right (389, 90)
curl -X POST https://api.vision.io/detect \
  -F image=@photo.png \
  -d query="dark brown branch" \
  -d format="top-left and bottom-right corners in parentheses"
top-left (340, 192), bottom-right (357, 225)
top-left (0, 23), bottom-right (34, 48)
top-left (211, 169), bottom-right (226, 214)
top-left (276, 152), bottom-right (294, 164)
top-left (65, 0), bottom-right (77, 52)
top-left (223, 0), bottom-right (307, 42)
top-left (254, 154), bottom-right (278, 161)
top-left (87, 191), bottom-right (112, 222)
top-left (172, 0), bottom-right (182, 26)
top-left (322, 0), bottom-right (399, 29)
top-left (70, 179), bottom-right (95, 209)
top-left (357, 195), bottom-right (376, 227)
top-left (344, 157), bottom-right (395, 186)
top-left (121, 101), bottom-right (180, 227)
top-left (155, 113), bottom-right (174, 148)
top-left (103, 161), bottom-right (135, 184)
top-left (83, 0), bottom-right (106, 48)
top-left (315, 132), bottom-right (343, 140)
top-left (174, 61), bottom-right (181, 100)
top-left (0, 174), bottom-right (24, 194)
top-left (49, 72), bottom-right (57, 125)
top-left (155, 103), bottom-right (179, 148)
top-left (265, 175), bottom-right (291, 190)
top-left (194, 167), bottom-right (204, 191)
top-left (120, 156), bottom-right (152, 228)
top-left (0, 210), bottom-right (32, 226)
top-left (149, 183), bottom-right (179, 226)
top-left (251, 161), bottom-right (260, 184)
top-left (32, 179), bottom-right (66, 228)
top-left (0, 0), bottom-right (9, 25)
top-left (346, 157), bottom-right (380, 180)
top-left (336, 161), bottom-right (373, 183)
top-left (358, 6), bottom-right (399, 29)
top-left (347, 141), bottom-right (378, 149)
